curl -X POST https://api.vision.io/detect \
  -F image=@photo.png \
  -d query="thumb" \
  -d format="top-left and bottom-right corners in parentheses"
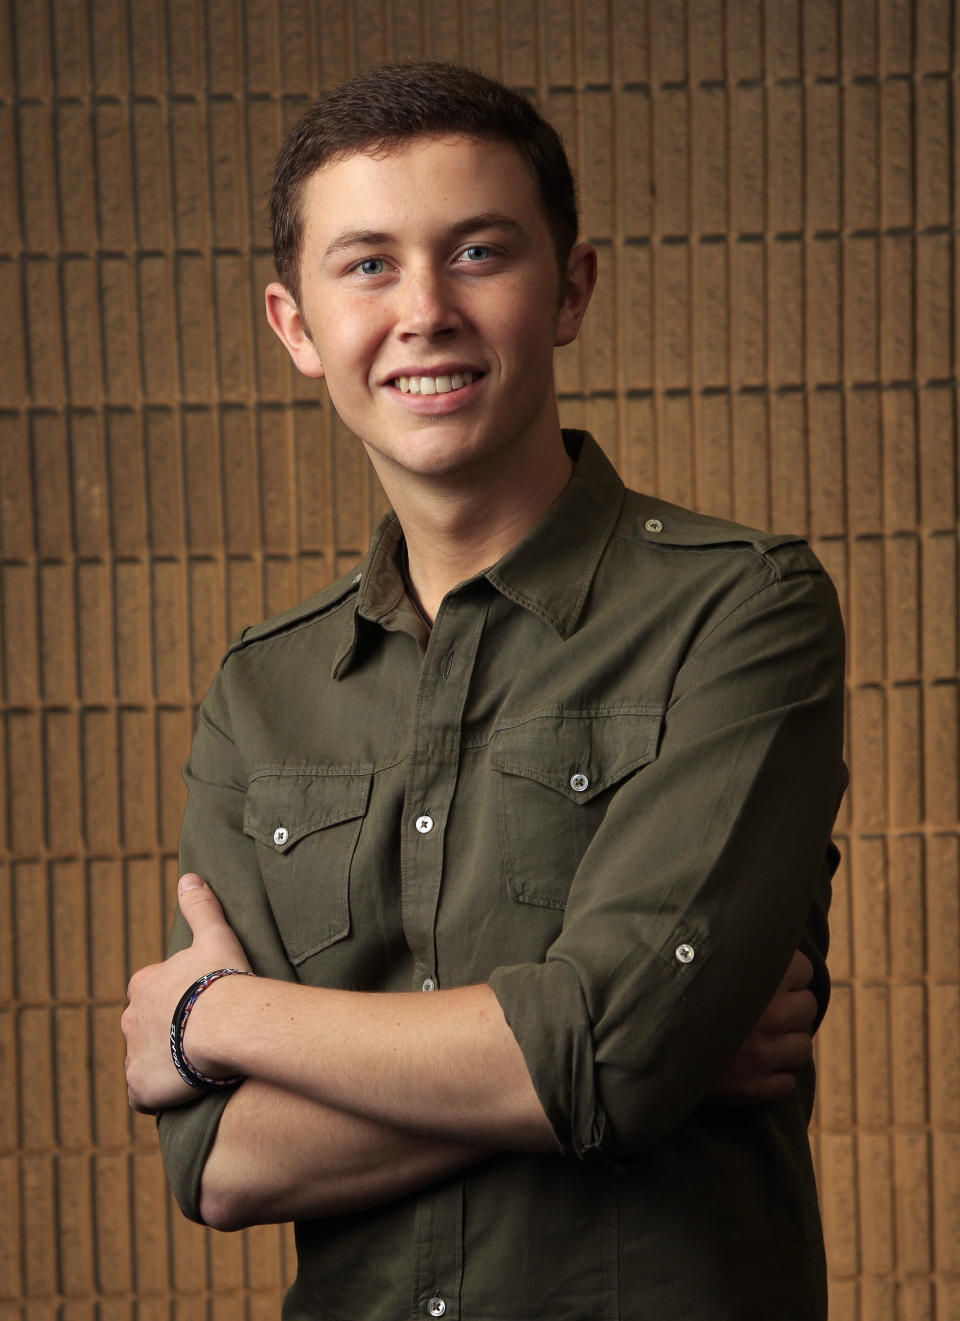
top-left (177, 872), bottom-right (226, 934)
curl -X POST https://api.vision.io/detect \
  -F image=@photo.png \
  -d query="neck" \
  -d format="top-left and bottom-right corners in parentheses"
top-left (374, 434), bottom-right (573, 622)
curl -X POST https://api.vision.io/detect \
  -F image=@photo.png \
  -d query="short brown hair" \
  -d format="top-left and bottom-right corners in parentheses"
top-left (270, 61), bottom-right (580, 307)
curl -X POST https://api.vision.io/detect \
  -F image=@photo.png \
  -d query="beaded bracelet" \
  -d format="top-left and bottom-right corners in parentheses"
top-left (169, 968), bottom-right (254, 1090)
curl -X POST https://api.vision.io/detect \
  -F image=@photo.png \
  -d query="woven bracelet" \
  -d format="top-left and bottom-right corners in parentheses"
top-left (169, 968), bottom-right (254, 1090)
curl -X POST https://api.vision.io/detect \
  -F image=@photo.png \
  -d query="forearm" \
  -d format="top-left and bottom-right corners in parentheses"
top-left (186, 978), bottom-right (559, 1152)
top-left (200, 1078), bottom-right (489, 1229)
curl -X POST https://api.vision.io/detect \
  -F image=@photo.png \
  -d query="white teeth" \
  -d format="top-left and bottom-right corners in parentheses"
top-left (393, 371), bottom-right (477, 394)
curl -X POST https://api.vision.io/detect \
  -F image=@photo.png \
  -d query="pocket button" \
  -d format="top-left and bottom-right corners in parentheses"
top-left (569, 773), bottom-right (589, 793)
top-left (273, 825), bottom-right (289, 847)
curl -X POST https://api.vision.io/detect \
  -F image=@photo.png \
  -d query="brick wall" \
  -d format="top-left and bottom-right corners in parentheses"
top-left (1, 2), bottom-right (958, 1318)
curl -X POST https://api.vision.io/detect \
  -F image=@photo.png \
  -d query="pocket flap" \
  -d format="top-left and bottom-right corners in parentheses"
top-left (491, 707), bottom-right (663, 801)
top-left (243, 767), bottom-right (373, 851)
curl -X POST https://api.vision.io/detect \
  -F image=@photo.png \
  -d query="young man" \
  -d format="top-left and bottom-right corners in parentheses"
top-left (123, 63), bottom-right (846, 1319)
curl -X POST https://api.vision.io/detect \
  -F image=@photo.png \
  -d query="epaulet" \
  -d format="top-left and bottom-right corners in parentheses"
top-left (220, 566), bottom-right (364, 665)
top-left (624, 494), bottom-right (819, 577)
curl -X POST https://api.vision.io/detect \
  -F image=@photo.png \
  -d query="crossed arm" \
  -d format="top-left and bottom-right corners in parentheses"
top-left (123, 872), bottom-right (818, 1230)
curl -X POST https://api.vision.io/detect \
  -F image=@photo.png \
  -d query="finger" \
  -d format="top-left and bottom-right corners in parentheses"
top-left (780, 987), bottom-right (817, 1035)
top-left (782, 949), bottom-right (814, 993)
top-left (177, 872), bottom-right (227, 935)
top-left (763, 1030), bottom-right (813, 1073)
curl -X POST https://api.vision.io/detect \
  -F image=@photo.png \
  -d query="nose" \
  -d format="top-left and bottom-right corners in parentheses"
top-left (396, 264), bottom-right (461, 340)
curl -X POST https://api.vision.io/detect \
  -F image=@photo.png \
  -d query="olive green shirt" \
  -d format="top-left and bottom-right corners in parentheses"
top-left (159, 431), bottom-right (846, 1320)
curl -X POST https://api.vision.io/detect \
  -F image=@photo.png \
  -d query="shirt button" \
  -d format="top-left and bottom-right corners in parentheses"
top-left (422, 978), bottom-right (436, 991)
top-left (427, 1299), bottom-right (446, 1317)
top-left (415, 815), bottom-right (434, 834)
top-left (645, 517), bottom-right (663, 534)
top-left (569, 772), bottom-right (589, 792)
top-left (273, 826), bottom-right (289, 846)
top-left (675, 943), bottom-right (695, 964)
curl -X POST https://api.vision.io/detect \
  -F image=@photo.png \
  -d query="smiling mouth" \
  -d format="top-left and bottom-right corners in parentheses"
top-left (392, 371), bottom-right (482, 395)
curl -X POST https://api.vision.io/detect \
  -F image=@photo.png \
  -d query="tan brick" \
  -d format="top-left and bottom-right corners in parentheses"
top-left (209, 99), bottom-right (248, 251)
top-left (0, 1010), bottom-right (16, 1154)
top-left (139, 255), bottom-right (178, 402)
top-left (847, 390), bottom-right (883, 534)
top-left (657, 243), bottom-right (691, 389)
top-left (54, 1006), bottom-right (93, 1148)
top-left (649, 0), bottom-right (686, 82)
top-left (91, 1007), bottom-right (129, 1150)
top-left (848, 685), bottom-right (886, 830)
top-left (56, 1153), bottom-right (94, 1294)
top-left (855, 982), bottom-right (892, 1125)
top-left (100, 257), bottom-right (140, 405)
top-left (8, 718), bottom-right (44, 857)
top-left (768, 0), bottom-right (802, 76)
top-left (214, 253), bottom-right (256, 402)
top-left (39, 560), bottom-right (76, 704)
top-left (861, 1275), bottom-right (896, 1321)
top-left (264, 554), bottom-right (299, 618)
top-left (805, 239), bottom-right (841, 384)
top-left (119, 709), bottom-right (157, 850)
top-left (816, 982), bottom-right (855, 1127)
top-left (50, 0), bottom-right (89, 94)
top-left (54, 106), bottom-right (96, 256)
top-left (51, 860), bottom-right (87, 1001)
top-left (888, 682), bottom-right (923, 828)
top-left (226, 554), bottom-right (263, 640)
top-left (849, 537), bottom-right (885, 683)
top-left (114, 560), bottom-right (151, 701)
top-left (880, 80), bottom-right (912, 230)
top-left (157, 707), bottom-right (191, 849)
top-left (844, 236), bottom-right (880, 384)
top-left (619, 89), bottom-right (652, 240)
top-left (130, 1149), bottom-right (170, 1293)
top-left (259, 407), bottom-right (297, 553)
top-left (929, 982), bottom-right (960, 1129)
top-left (658, 392), bottom-right (695, 510)
top-left (888, 834), bottom-right (925, 976)
top-left (0, 1154), bottom-right (21, 1295)
top-left (730, 85), bottom-right (764, 236)
top-left (24, 259), bottom-right (66, 407)
top-left (45, 710), bottom-right (82, 852)
top-left (731, 242), bottom-right (765, 387)
top-left (129, 0), bottom-right (166, 95)
top-left (692, 241), bottom-right (728, 389)
top-left (0, 260), bottom-right (26, 406)
top-left (582, 92), bottom-right (615, 240)
top-left (891, 981), bottom-right (928, 1125)
top-left (921, 531), bottom-right (958, 679)
top-left (19, 110), bottom-right (57, 248)
top-left (19, 1007), bottom-right (54, 1151)
top-left (916, 234), bottom-right (952, 382)
top-left (89, 859), bottom-right (127, 1000)
top-left (916, 80), bottom-right (949, 225)
top-left (90, 0), bottom-right (128, 95)
top-left (884, 535), bottom-right (920, 680)
top-left (21, 1152), bottom-right (56, 1296)
top-left (769, 83), bottom-right (803, 234)
top-left (294, 405), bottom-right (334, 556)
top-left (932, 1131), bottom-right (960, 1271)
top-left (881, 390), bottom-right (918, 529)
top-left (769, 391), bottom-right (808, 535)
top-left (1, 563), bottom-right (39, 705)
top-left (858, 1132), bottom-right (895, 1273)
top-left (94, 104), bottom-right (134, 250)
top-left (879, 0), bottom-right (913, 74)
top-left (850, 834), bottom-right (889, 976)
top-left (769, 240), bottom-right (805, 388)
top-left (93, 1152), bottom-right (132, 1291)
top-left (619, 245), bottom-right (653, 391)
top-left (924, 682), bottom-right (959, 827)
top-left (731, 392), bottom-right (769, 529)
top-left (727, 0), bottom-right (762, 79)
top-left (693, 394), bottom-right (732, 517)
top-left (132, 103), bottom-right (173, 252)
top-left (926, 834), bottom-right (960, 980)
top-left (917, 385), bottom-right (956, 531)
top-left (894, 1131), bottom-right (933, 1272)
top-left (806, 83), bottom-right (841, 232)
top-left (819, 1132), bottom-right (859, 1274)
top-left (654, 87), bottom-right (689, 239)
top-left (691, 87), bottom-right (726, 237)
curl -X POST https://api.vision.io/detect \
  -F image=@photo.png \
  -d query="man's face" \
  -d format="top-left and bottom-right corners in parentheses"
top-left (268, 135), bottom-right (593, 491)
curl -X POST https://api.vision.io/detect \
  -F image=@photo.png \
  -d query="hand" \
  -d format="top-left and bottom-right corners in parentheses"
top-left (122, 873), bottom-right (251, 1114)
top-left (708, 950), bottom-right (818, 1104)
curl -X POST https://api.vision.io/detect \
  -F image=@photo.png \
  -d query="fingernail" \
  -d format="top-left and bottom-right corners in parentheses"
top-left (180, 873), bottom-right (204, 891)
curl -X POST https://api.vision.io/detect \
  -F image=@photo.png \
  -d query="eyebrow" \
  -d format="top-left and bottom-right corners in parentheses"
top-left (321, 212), bottom-right (530, 265)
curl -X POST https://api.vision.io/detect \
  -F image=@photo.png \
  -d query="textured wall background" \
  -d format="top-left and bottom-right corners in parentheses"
top-left (1, 1), bottom-right (958, 1317)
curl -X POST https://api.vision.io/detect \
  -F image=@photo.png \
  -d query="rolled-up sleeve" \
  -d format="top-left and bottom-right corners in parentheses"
top-left (489, 559), bottom-right (846, 1160)
top-left (156, 666), bottom-right (295, 1223)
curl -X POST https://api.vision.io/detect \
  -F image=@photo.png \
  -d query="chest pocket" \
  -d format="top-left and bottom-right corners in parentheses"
top-left (243, 767), bottom-right (373, 965)
top-left (491, 708), bottom-right (663, 910)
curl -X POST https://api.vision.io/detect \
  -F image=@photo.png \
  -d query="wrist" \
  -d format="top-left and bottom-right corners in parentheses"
top-left (173, 969), bottom-right (254, 1088)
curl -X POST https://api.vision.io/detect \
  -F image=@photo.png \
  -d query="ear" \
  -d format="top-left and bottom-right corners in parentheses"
top-left (264, 282), bottom-right (325, 378)
top-left (554, 242), bottom-right (598, 348)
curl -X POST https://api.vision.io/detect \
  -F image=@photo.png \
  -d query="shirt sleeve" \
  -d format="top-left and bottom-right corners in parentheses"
top-left (156, 665), bottom-right (296, 1223)
top-left (488, 554), bottom-right (847, 1161)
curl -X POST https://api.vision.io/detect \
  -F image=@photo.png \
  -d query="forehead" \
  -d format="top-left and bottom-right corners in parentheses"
top-left (299, 134), bottom-right (545, 243)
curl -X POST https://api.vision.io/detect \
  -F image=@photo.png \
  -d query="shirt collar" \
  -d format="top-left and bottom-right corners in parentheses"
top-left (332, 431), bottom-right (624, 676)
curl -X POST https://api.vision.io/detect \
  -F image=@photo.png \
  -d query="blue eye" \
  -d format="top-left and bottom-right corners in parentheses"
top-left (461, 245), bottom-right (491, 262)
top-left (358, 258), bottom-right (384, 275)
